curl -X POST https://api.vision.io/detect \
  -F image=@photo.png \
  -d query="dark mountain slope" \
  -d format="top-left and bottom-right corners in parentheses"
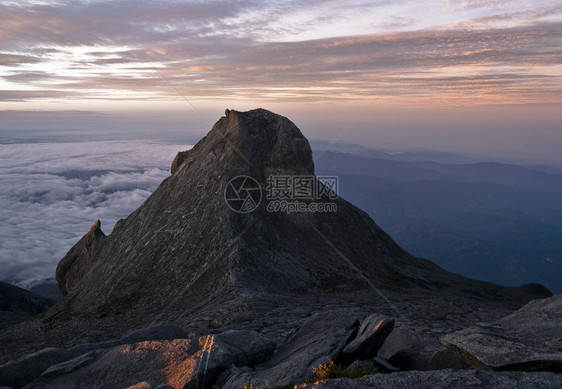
top-left (0, 281), bottom-right (55, 330)
top-left (314, 151), bottom-right (562, 292)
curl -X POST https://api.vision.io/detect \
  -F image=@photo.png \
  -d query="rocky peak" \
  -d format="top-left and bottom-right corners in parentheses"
top-left (44, 109), bottom-right (550, 328)
top-left (89, 219), bottom-right (104, 237)
top-left (171, 108), bottom-right (313, 177)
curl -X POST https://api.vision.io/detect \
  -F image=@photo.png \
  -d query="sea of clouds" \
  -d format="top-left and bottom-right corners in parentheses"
top-left (0, 139), bottom-right (191, 290)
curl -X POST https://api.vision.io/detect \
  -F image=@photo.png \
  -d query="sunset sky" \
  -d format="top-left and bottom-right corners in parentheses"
top-left (1, 0), bottom-right (561, 162)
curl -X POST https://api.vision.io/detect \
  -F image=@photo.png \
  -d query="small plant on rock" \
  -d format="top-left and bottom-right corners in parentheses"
top-left (311, 359), bottom-right (345, 380)
top-left (300, 358), bottom-right (379, 384)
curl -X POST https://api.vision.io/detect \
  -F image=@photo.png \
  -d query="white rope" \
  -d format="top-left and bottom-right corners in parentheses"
top-left (194, 334), bottom-right (210, 388)
top-left (199, 335), bottom-right (215, 389)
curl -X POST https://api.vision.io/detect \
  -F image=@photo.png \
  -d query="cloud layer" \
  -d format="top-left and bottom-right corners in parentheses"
top-left (1, 0), bottom-right (561, 105)
top-left (0, 139), bottom-right (191, 289)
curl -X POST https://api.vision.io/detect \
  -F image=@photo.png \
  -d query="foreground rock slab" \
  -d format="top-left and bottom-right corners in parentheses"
top-left (296, 369), bottom-right (562, 388)
top-left (0, 324), bottom-right (187, 388)
top-left (24, 330), bottom-right (274, 389)
top-left (441, 294), bottom-right (562, 372)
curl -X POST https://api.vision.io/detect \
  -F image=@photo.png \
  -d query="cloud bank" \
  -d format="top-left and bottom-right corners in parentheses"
top-left (1, 0), bottom-right (561, 105)
top-left (0, 139), bottom-right (191, 289)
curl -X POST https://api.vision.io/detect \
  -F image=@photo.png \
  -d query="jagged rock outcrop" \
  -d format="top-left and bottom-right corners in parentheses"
top-left (55, 219), bottom-right (105, 295)
top-left (170, 150), bottom-right (189, 175)
top-left (0, 109), bottom-right (557, 388)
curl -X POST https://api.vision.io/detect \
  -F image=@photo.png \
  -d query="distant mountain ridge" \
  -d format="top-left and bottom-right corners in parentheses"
top-left (0, 281), bottom-right (55, 330)
top-left (314, 149), bottom-right (562, 293)
top-left (311, 140), bottom-right (562, 169)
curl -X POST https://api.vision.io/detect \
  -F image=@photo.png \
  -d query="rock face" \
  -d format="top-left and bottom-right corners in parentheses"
top-left (0, 109), bottom-right (557, 388)
top-left (441, 294), bottom-right (562, 372)
top-left (51, 109), bottom-right (328, 325)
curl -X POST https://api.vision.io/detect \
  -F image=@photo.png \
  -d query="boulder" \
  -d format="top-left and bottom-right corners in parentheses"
top-left (388, 339), bottom-right (470, 371)
top-left (441, 294), bottom-right (562, 371)
top-left (338, 314), bottom-right (394, 365)
top-left (377, 322), bottom-right (421, 360)
top-left (223, 310), bottom-right (357, 389)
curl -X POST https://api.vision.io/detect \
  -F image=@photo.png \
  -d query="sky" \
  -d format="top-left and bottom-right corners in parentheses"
top-left (1, 0), bottom-right (562, 162)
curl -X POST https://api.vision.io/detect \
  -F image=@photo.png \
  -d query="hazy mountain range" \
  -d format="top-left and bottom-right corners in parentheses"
top-left (313, 144), bottom-right (562, 293)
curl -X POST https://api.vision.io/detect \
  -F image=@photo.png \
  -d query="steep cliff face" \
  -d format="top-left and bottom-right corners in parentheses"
top-left (48, 109), bottom-right (324, 323)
